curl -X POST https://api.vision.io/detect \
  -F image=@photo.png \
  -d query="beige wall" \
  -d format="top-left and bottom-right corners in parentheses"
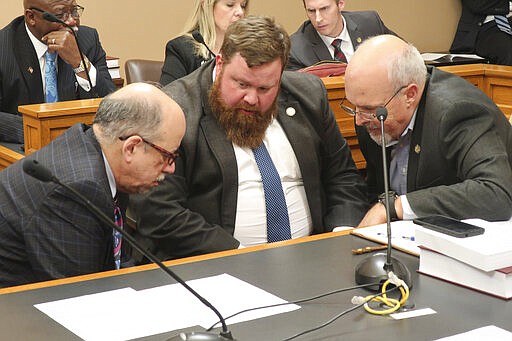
top-left (2, 0), bottom-right (462, 78)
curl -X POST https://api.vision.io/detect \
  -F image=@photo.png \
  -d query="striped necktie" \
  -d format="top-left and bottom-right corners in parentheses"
top-left (44, 51), bottom-right (59, 103)
top-left (495, 15), bottom-right (512, 35)
top-left (252, 143), bottom-right (292, 243)
top-left (113, 200), bottom-right (123, 269)
top-left (331, 39), bottom-right (347, 63)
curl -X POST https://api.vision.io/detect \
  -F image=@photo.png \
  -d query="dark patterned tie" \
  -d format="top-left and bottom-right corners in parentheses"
top-left (252, 143), bottom-right (292, 242)
top-left (495, 15), bottom-right (512, 35)
top-left (331, 39), bottom-right (347, 63)
top-left (113, 200), bottom-right (123, 269)
top-left (44, 51), bottom-right (59, 103)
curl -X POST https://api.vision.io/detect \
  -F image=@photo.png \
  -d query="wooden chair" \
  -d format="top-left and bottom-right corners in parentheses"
top-left (124, 59), bottom-right (163, 84)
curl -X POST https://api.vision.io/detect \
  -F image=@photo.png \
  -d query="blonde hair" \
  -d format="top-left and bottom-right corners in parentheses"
top-left (182, 0), bottom-right (249, 60)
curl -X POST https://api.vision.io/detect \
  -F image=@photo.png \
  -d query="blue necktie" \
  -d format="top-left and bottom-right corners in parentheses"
top-left (45, 51), bottom-right (59, 103)
top-left (495, 15), bottom-right (512, 35)
top-left (113, 200), bottom-right (123, 269)
top-left (252, 143), bottom-right (291, 242)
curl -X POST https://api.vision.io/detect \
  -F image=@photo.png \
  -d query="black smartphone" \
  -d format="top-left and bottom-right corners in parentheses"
top-left (413, 215), bottom-right (485, 238)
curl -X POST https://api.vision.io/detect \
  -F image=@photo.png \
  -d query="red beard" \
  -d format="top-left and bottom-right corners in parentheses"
top-left (208, 73), bottom-right (278, 149)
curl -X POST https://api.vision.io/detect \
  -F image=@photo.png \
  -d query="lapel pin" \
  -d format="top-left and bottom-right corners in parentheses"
top-left (415, 144), bottom-right (421, 154)
top-left (27, 66), bottom-right (34, 74)
top-left (286, 107), bottom-right (296, 117)
top-left (356, 37), bottom-right (362, 43)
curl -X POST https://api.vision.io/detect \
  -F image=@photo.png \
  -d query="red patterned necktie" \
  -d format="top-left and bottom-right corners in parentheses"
top-left (332, 39), bottom-right (347, 63)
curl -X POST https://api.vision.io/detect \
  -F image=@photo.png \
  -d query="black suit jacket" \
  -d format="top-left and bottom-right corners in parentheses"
top-left (0, 16), bottom-right (116, 143)
top-left (132, 61), bottom-right (368, 260)
top-left (357, 66), bottom-right (512, 221)
top-left (0, 124), bottom-right (119, 287)
top-left (450, 0), bottom-right (510, 53)
top-left (160, 35), bottom-right (208, 86)
top-left (287, 11), bottom-right (395, 70)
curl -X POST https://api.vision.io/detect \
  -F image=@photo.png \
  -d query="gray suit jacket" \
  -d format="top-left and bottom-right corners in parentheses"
top-left (0, 124), bottom-right (117, 287)
top-left (357, 66), bottom-right (512, 221)
top-left (287, 10), bottom-right (395, 71)
top-left (132, 61), bottom-right (368, 260)
top-left (0, 16), bottom-right (116, 143)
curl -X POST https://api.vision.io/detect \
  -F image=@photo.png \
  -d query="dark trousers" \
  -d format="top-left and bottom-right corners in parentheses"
top-left (475, 22), bottom-right (512, 66)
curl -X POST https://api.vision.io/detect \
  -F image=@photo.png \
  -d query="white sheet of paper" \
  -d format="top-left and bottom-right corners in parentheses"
top-left (434, 325), bottom-right (512, 340)
top-left (34, 273), bottom-right (300, 341)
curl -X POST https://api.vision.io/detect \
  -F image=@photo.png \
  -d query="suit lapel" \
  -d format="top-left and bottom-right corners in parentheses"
top-left (407, 72), bottom-right (431, 192)
top-left (13, 20), bottom-right (44, 103)
top-left (344, 13), bottom-right (364, 49)
top-left (305, 23), bottom-right (332, 62)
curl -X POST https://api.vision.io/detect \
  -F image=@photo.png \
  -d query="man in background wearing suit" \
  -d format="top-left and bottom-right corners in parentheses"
top-left (450, 0), bottom-right (512, 66)
top-left (344, 35), bottom-right (512, 226)
top-left (131, 15), bottom-right (368, 261)
top-left (286, 0), bottom-right (395, 70)
top-left (0, 83), bottom-right (186, 288)
top-left (0, 0), bottom-right (116, 144)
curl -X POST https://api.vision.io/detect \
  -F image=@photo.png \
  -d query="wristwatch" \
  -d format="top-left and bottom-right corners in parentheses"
top-left (73, 56), bottom-right (90, 74)
top-left (378, 191), bottom-right (398, 221)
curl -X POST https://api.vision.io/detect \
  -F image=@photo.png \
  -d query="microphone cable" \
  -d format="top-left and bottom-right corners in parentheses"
top-left (206, 272), bottom-right (410, 340)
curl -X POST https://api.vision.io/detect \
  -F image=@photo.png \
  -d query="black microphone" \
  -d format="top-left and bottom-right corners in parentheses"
top-left (42, 12), bottom-right (98, 98)
top-left (354, 106), bottom-right (412, 291)
top-left (22, 158), bottom-right (235, 341)
top-left (192, 31), bottom-right (216, 60)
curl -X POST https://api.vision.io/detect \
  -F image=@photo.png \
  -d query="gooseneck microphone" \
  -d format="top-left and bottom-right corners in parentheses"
top-left (42, 12), bottom-right (97, 98)
top-left (354, 107), bottom-right (412, 291)
top-left (22, 159), bottom-right (235, 341)
top-left (192, 31), bottom-right (216, 60)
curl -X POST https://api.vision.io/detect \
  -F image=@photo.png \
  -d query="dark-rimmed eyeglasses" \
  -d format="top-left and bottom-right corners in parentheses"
top-left (30, 5), bottom-right (84, 21)
top-left (119, 135), bottom-right (179, 166)
top-left (340, 85), bottom-right (408, 121)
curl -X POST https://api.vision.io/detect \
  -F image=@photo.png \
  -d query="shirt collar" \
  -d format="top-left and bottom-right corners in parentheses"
top-left (101, 151), bottom-right (117, 200)
top-left (25, 22), bottom-right (49, 60)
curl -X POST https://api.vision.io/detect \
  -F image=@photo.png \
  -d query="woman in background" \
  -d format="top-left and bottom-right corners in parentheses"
top-left (160, 0), bottom-right (248, 85)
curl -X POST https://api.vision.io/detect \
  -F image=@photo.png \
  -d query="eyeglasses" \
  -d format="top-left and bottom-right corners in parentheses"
top-left (30, 5), bottom-right (84, 21)
top-left (340, 85), bottom-right (408, 121)
top-left (119, 135), bottom-right (179, 166)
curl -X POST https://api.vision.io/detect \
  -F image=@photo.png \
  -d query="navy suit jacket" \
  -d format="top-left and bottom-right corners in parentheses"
top-left (0, 16), bottom-right (116, 143)
top-left (287, 11), bottom-right (395, 70)
top-left (0, 124), bottom-right (119, 287)
top-left (131, 61), bottom-right (368, 260)
top-left (357, 66), bottom-right (512, 221)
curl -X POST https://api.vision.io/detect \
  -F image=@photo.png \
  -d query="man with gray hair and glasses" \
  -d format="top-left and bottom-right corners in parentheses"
top-left (343, 34), bottom-right (512, 226)
top-left (0, 83), bottom-right (185, 287)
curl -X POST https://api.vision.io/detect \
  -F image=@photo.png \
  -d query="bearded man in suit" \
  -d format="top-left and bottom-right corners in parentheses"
top-left (286, 0), bottom-right (396, 70)
top-left (0, 83), bottom-right (186, 288)
top-left (131, 16), bottom-right (368, 261)
top-left (0, 0), bottom-right (116, 144)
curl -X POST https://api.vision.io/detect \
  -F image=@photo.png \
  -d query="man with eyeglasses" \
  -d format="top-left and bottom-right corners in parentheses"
top-left (0, 0), bottom-right (116, 145)
top-left (0, 83), bottom-right (186, 287)
top-left (344, 34), bottom-right (512, 226)
top-left (131, 16), bottom-right (368, 261)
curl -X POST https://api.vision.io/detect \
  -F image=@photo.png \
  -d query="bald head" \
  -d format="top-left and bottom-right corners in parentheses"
top-left (93, 82), bottom-right (185, 146)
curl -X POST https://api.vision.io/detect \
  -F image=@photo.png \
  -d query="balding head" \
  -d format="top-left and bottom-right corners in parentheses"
top-left (93, 82), bottom-right (185, 146)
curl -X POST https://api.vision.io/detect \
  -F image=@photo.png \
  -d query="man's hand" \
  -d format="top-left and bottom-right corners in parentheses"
top-left (42, 29), bottom-right (82, 69)
top-left (357, 196), bottom-right (404, 227)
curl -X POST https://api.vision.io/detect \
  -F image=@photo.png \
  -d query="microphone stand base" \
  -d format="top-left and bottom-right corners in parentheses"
top-left (168, 331), bottom-right (236, 341)
top-left (355, 252), bottom-right (412, 291)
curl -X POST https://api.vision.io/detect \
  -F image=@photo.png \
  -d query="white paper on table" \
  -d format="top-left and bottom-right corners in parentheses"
top-left (434, 325), bottom-right (512, 340)
top-left (34, 273), bottom-right (300, 341)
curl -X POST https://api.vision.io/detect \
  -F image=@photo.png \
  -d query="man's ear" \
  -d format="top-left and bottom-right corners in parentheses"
top-left (121, 136), bottom-right (143, 163)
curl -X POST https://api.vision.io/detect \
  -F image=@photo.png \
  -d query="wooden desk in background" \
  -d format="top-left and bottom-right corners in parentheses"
top-left (0, 64), bottom-right (511, 171)
top-left (323, 63), bottom-right (512, 169)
